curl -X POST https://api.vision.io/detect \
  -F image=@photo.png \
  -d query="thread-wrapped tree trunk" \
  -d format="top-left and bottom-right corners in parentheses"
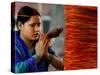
top-left (64, 5), bottom-right (97, 70)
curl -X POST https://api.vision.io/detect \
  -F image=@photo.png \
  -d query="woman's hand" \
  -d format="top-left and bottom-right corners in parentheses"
top-left (35, 33), bottom-right (49, 58)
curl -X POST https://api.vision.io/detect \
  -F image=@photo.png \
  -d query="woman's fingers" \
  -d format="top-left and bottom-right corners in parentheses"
top-left (38, 32), bottom-right (49, 50)
top-left (39, 33), bottom-right (43, 41)
top-left (44, 39), bottom-right (49, 48)
top-left (39, 33), bottom-right (48, 46)
top-left (35, 32), bottom-right (49, 58)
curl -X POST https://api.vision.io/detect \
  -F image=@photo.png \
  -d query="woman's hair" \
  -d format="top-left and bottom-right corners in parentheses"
top-left (11, 12), bottom-right (15, 30)
top-left (16, 6), bottom-right (40, 25)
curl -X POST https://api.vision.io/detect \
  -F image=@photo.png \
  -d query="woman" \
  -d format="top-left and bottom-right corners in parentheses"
top-left (11, 6), bottom-right (63, 73)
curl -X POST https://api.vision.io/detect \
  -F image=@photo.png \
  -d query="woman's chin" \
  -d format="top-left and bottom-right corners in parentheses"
top-left (32, 37), bottom-right (39, 41)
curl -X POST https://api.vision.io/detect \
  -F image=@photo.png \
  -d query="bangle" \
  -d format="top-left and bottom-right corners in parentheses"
top-left (48, 53), bottom-right (53, 64)
top-left (33, 55), bottom-right (41, 64)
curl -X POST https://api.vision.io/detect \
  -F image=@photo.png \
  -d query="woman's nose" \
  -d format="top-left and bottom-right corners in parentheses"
top-left (35, 25), bottom-right (39, 32)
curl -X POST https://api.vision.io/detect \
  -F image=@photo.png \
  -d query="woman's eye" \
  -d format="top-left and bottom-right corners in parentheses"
top-left (30, 23), bottom-right (40, 27)
top-left (38, 24), bottom-right (40, 27)
top-left (30, 24), bottom-right (35, 27)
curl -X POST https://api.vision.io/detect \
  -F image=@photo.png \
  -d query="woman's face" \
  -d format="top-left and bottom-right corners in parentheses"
top-left (19, 16), bottom-right (41, 41)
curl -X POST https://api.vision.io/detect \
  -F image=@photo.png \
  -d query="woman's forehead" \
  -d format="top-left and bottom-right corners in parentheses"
top-left (27, 16), bottom-right (41, 23)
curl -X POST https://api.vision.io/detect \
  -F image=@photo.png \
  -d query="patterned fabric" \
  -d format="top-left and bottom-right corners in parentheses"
top-left (11, 31), bottom-right (55, 73)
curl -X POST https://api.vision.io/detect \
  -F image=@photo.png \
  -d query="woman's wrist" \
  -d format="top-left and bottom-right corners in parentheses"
top-left (47, 53), bottom-right (53, 64)
top-left (33, 54), bottom-right (42, 64)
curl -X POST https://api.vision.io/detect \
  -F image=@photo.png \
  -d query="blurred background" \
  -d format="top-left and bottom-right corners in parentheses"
top-left (11, 2), bottom-right (65, 71)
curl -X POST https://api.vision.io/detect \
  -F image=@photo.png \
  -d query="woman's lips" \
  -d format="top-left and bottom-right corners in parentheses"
top-left (34, 32), bottom-right (40, 37)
